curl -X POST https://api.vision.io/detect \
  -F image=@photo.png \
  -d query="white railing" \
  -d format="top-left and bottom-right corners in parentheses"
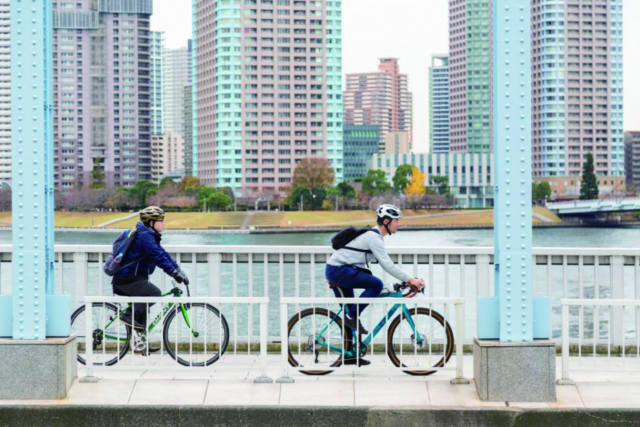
top-left (81, 296), bottom-right (272, 383)
top-left (1, 245), bottom-right (640, 345)
top-left (277, 297), bottom-right (465, 382)
top-left (560, 299), bottom-right (640, 382)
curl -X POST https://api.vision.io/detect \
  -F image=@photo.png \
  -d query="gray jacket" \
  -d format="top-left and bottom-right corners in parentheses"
top-left (327, 227), bottom-right (411, 282)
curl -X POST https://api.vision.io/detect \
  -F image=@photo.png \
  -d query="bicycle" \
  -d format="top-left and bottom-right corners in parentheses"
top-left (287, 282), bottom-right (455, 376)
top-left (70, 280), bottom-right (230, 367)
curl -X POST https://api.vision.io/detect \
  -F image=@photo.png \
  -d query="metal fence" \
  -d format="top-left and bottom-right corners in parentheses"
top-left (277, 296), bottom-right (466, 382)
top-left (560, 299), bottom-right (640, 382)
top-left (1, 245), bottom-right (640, 344)
top-left (80, 296), bottom-right (272, 383)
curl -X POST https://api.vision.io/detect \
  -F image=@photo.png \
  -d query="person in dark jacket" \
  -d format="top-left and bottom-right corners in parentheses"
top-left (113, 206), bottom-right (189, 331)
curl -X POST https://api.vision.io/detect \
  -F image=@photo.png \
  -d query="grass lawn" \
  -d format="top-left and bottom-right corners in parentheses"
top-left (0, 208), bottom-right (562, 229)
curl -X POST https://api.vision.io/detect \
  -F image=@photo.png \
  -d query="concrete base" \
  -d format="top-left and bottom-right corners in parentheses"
top-left (0, 335), bottom-right (77, 400)
top-left (473, 337), bottom-right (556, 402)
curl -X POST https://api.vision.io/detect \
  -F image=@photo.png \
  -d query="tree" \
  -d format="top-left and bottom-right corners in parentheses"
top-left (196, 186), bottom-right (217, 209)
top-left (159, 177), bottom-right (175, 188)
top-left (206, 192), bottom-right (233, 211)
top-left (404, 167), bottom-right (426, 207)
top-left (362, 169), bottom-right (391, 197)
top-left (90, 158), bottom-right (106, 189)
top-left (178, 176), bottom-right (201, 196)
top-left (128, 180), bottom-right (158, 208)
top-left (292, 158), bottom-right (335, 192)
top-left (532, 181), bottom-right (552, 204)
top-left (287, 186), bottom-right (312, 210)
top-left (430, 175), bottom-right (451, 196)
top-left (580, 153), bottom-right (599, 200)
top-left (392, 164), bottom-right (414, 194)
top-left (104, 188), bottom-right (134, 211)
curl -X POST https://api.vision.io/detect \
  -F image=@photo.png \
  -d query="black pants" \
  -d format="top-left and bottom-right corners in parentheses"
top-left (112, 277), bottom-right (161, 325)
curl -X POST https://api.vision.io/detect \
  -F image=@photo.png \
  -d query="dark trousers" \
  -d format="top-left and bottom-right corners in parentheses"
top-left (112, 277), bottom-right (161, 325)
top-left (325, 264), bottom-right (383, 317)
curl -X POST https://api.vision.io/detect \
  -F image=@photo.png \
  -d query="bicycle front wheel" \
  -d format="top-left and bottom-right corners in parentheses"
top-left (162, 303), bottom-right (230, 367)
top-left (287, 307), bottom-right (353, 375)
top-left (71, 302), bottom-right (131, 366)
top-left (387, 307), bottom-right (454, 376)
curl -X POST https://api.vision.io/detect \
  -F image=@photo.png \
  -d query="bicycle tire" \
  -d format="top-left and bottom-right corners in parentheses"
top-left (162, 303), bottom-right (230, 367)
top-left (386, 307), bottom-right (455, 376)
top-left (71, 302), bottom-right (131, 366)
top-left (287, 307), bottom-right (354, 376)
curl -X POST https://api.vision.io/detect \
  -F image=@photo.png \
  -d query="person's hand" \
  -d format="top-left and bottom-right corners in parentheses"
top-left (406, 278), bottom-right (425, 297)
top-left (172, 268), bottom-right (189, 285)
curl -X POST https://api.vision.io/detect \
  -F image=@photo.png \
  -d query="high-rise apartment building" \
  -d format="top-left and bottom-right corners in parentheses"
top-left (151, 31), bottom-right (165, 135)
top-left (195, 0), bottom-right (343, 196)
top-left (0, 0), bottom-right (10, 182)
top-left (448, 0), bottom-right (491, 153)
top-left (532, 0), bottom-right (625, 195)
top-left (343, 124), bottom-right (379, 182)
top-left (164, 44), bottom-right (192, 137)
top-left (344, 58), bottom-right (412, 153)
top-left (151, 132), bottom-right (184, 183)
top-left (625, 131), bottom-right (640, 190)
top-left (184, 85), bottom-right (193, 177)
top-left (429, 54), bottom-right (450, 153)
top-left (52, 0), bottom-right (153, 189)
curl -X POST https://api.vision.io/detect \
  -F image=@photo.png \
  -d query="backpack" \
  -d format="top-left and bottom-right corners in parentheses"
top-left (331, 227), bottom-right (380, 253)
top-left (103, 229), bottom-right (145, 277)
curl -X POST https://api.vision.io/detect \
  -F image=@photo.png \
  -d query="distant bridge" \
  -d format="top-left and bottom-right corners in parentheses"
top-left (547, 197), bottom-right (640, 216)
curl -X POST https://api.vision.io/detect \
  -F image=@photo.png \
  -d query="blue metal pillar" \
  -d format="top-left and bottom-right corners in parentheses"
top-left (477, 0), bottom-right (550, 342)
top-left (8, 0), bottom-right (69, 340)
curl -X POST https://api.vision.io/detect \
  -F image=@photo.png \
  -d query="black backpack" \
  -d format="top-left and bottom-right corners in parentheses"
top-left (331, 227), bottom-right (380, 253)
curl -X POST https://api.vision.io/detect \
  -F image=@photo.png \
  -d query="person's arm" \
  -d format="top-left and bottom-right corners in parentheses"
top-left (140, 233), bottom-right (179, 275)
top-left (367, 235), bottom-right (412, 282)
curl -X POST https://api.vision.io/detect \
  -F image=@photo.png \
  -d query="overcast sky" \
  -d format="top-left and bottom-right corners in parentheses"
top-left (152, 0), bottom-right (640, 153)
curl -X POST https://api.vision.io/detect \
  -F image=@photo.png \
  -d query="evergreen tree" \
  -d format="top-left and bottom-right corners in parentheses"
top-left (90, 158), bottom-right (106, 189)
top-left (579, 153), bottom-right (599, 200)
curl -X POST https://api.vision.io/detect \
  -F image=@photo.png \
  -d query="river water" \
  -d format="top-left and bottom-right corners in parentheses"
top-left (1, 227), bottom-right (639, 342)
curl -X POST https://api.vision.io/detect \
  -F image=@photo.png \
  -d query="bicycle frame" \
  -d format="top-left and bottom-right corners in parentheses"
top-left (99, 288), bottom-right (195, 343)
top-left (312, 293), bottom-right (422, 358)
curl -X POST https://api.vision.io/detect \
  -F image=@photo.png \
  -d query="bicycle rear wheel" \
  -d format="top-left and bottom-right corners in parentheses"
top-left (71, 302), bottom-right (131, 366)
top-left (163, 303), bottom-right (230, 367)
top-left (287, 307), bottom-right (353, 375)
top-left (387, 307), bottom-right (454, 376)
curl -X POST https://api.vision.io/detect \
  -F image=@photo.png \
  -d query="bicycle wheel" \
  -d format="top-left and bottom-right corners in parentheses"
top-left (71, 302), bottom-right (131, 366)
top-left (287, 307), bottom-right (354, 375)
top-left (387, 307), bottom-right (454, 376)
top-left (163, 303), bottom-right (230, 367)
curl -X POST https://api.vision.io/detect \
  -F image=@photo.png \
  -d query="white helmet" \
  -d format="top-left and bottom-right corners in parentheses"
top-left (376, 204), bottom-right (402, 220)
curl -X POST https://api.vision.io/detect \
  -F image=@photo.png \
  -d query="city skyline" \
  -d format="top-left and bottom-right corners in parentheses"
top-left (152, 0), bottom-right (640, 154)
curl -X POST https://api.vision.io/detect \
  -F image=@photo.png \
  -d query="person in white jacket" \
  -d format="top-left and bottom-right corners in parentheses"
top-left (325, 204), bottom-right (425, 357)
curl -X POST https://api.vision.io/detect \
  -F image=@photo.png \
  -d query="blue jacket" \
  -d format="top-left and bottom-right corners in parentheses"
top-left (114, 222), bottom-right (178, 279)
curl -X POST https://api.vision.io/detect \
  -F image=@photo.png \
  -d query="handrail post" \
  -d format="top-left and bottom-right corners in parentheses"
top-left (557, 302), bottom-right (575, 385)
top-left (276, 302), bottom-right (294, 383)
top-left (254, 301), bottom-right (273, 383)
top-left (451, 299), bottom-right (470, 384)
top-left (79, 300), bottom-right (99, 383)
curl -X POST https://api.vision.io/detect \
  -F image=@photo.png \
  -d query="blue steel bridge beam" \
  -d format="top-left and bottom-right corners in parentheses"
top-left (10, 0), bottom-right (60, 340)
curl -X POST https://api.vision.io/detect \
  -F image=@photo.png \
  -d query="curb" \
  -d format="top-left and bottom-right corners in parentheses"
top-left (1, 405), bottom-right (639, 427)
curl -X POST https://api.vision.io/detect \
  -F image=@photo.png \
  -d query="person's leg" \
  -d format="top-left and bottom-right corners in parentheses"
top-left (113, 278), bottom-right (161, 327)
top-left (326, 265), bottom-right (358, 315)
top-left (327, 265), bottom-right (383, 316)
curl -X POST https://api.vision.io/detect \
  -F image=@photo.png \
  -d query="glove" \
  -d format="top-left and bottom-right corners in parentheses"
top-left (172, 268), bottom-right (189, 285)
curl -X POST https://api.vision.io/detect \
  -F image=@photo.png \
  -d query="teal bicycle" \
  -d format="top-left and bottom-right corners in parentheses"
top-left (71, 281), bottom-right (230, 367)
top-left (287, 282), bottom-right (454, 376)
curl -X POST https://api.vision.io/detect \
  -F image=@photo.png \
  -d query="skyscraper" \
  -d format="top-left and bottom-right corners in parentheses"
top-left (0, 0), bottom-right (10, 182)
top-left (532, 0), bottom-right (625, 195)
top-left (343, 124), bottom-right (379, 182)
top-left (625, 131), bottom-right (640, 189)
top-left (164, 44), bottom-right (191, 138)
top-left (52, 0), bottom-right (153, 189)
top-left (448, 0), bottom-right (491, 153)
top-left (429, 54), bottom-right (450, 153)
top-left (184, 85), bottom-right (193, 177)
top-left (343, 58), bottom-right (413, 153)
top-left (195, 0), bottom-right (343, 196)
top-left (151, 132), bottom-right (184, 183)
top-left (151, 31), bottom-right (165, 135)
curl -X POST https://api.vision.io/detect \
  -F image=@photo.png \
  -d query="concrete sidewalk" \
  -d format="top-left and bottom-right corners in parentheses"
top-left (2, 354), bottom-right (639, 409)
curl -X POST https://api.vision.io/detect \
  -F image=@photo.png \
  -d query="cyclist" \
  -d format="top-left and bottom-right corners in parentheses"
top-left (112, 206), bottom-right (190, 332)
top-left (325, 204), bottom-right (425, 364)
